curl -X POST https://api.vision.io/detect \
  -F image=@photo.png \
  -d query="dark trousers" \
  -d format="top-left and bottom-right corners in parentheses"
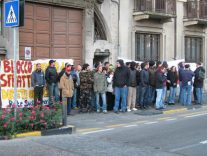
top-left (34, 86), bottom-right (44, 106)
top-left (106, 92), bottom-right (115, 110)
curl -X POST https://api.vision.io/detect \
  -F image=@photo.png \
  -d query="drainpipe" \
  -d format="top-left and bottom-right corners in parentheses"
top-left (174, 3), bottom-right (177, 60)
top-left (111, 0), bottom-right (120, 57)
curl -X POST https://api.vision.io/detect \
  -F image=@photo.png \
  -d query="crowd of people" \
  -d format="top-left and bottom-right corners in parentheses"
top-left (31, 59), bottom-right (206, 115)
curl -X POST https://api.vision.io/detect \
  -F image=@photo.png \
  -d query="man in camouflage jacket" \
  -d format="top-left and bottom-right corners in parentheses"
top-left (79, 64), bottom-right (94, 112)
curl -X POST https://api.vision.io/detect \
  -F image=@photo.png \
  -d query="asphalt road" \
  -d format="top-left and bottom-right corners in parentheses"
top-left (0, 108), bottom-right (207, 156)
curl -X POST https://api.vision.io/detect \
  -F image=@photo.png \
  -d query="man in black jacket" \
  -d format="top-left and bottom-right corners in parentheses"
top-left (194, 62), bottom-right (205, 105)
top-left (139, 62), bottom-right (149, 109)
top-left (45, 60), bottom-right (59, 106)
top-left (113, 59), bottom-right (130, 113)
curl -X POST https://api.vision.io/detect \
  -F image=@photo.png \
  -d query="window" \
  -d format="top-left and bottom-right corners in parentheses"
top-left (185, 36), bottom-right (202, 62)
top-left (135, 33), bottom-right (160, 61)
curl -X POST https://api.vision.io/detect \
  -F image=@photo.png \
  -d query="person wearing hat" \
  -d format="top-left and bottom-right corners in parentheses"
top-left (180, 64), bottom-right (195, 106)
top-left (148, 61), bottom-right (157, 105)
top-left (45, 60), bottom-right (59, 106)
top-left (59, 64), bottom-right (74, 115)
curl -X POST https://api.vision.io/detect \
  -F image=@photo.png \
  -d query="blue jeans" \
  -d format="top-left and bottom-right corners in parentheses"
top-left (140, 86), bottom-right (148, 107)
top-left (48, 83), bottom-right (59, 106)
top-left (114, 87), bottom-right (128, 112)
top-left (96, 93), bottom-right (107, 111)
top-left (72, 88), bottom-right (77, 108)
top-left (148, 86), bottom-right (156, 104)
top-left (179, 82), bottom-right (183, 103)
top-left (195, 88), bottom-right (203, 104)
top-left (162, 86), bottom-right (167, 105)
top-left (182, 85), bottom-right (192, 106)
top-left (156, 89), bottom-right (163, 109)
top-left (63, 97), bottom-right (72, 114)
top-left (168, 87), bottom-right (176, 104)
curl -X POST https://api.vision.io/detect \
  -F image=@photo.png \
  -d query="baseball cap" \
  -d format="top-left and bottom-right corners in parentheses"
top-left (49, 60), bottom-right (56, 65)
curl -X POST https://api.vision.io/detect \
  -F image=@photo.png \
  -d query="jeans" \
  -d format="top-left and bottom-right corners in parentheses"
top-left (155, 89), bottom-right (163, 109)
top-left (114, 87), bottom-right (128, 112)
top-left (178, 82), bottom-right (183, 103)
top-left (72, 88), bottom-right (77, 108)
top-left (96, 93), bottom-right (107, 111)
top-left (140, 86), bottom-right (148, 107)
top-left (48, 83), bottom-right (59, 106)
top-left (148, 86), bottom-right (156, 104)
top-left (63, 97), bottom-right (72, 114)
top-left (182, 85), bottom-right (192, 106)
top-left (195, 88), bottom-right (203, 104)
top-left (136, 85), bottom-right (141, 105)
top-left (168, 87), bottom-right (176, 104)
top-left (162, 86), bottom-right (167, 105)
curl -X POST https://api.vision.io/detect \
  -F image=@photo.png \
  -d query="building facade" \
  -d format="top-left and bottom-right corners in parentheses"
top-left (0, 0), bottom-right (207, 70)
top-left (121, 0), bottom-right (207, 70)
top-left (0, 0), bottom-right (119, 66)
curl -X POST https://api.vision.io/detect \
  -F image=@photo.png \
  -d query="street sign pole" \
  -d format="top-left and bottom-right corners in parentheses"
top-left (13, 27), bottom-right (17, 119)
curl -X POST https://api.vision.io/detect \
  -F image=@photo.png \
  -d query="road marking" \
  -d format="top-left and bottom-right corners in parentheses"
top-left (185, 112), bottom-right (207, 118)
top-left (77, 128), bottom-right (101, 133)
top-left (170, 143), bottom-right (199, 152)
top-left (180, 111), bottom-right (207, 117)
top-left (158, 117), bottom-right (173, 121)
top-left (124, 125), bottom-right (137, 128)
top-left (163, 108), bottom-right (187, 114)
top-left (105, 124), bottom-right (127, 128)
top-left (165, 118), bottom-right (177, 121)
top-left (200, 140), bottom-right (207, 144)
top-left (82, 128), bottom-right (114, 135)
top-left (144, 121), bottom-right (158, 125)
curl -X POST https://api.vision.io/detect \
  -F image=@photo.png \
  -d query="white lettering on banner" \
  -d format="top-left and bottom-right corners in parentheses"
top-left (0, 59), bottom-right (73, 108)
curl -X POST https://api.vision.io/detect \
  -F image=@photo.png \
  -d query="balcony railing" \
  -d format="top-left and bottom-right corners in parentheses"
top-left (184, 1), bottom-right (207, 20)
top-left (134, 0), bottom-right (176, 15)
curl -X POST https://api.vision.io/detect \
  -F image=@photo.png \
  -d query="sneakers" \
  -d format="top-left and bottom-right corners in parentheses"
top-left (103, 110), bottom-right (107, 114)
top-left (127, 109), bottom-right (131, 112)
top-left (132, 108), bottom-right (137, 111)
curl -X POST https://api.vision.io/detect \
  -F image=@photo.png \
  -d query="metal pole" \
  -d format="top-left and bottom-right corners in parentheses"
top-left (13, 27), bottom-right (17, 119)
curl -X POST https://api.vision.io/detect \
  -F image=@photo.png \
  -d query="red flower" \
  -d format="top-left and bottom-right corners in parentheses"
top-left (3, 123), bottom-right (8, 128)
top-left (1, 114), bottom-right (5, 120)
top-left (19, 112), bottom-right (23, 117)
top-left (19, 117), bottom-right (22, 121)
top-left (44, 122), bottom-right (47, 126)
top-left (40, 112), bottom-right (44, 118)
top-left (40, 119), bottom-right (44, 123)
top-left (37, 100), bottom-right (41, 104)
top-left (30, 123), bottom-right (34, 127)
top-left (16, 120), bottom-right (19, 123)
top-left (12, 104), bottom-right (16, 108)
top-left (32, 111), bottom-right (36, 115)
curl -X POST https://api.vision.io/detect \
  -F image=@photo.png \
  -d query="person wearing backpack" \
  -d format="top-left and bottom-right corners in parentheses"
top-left (127, 62), bottom-right (138, 112)
top-left (194, 62), bottom-right (206, 105)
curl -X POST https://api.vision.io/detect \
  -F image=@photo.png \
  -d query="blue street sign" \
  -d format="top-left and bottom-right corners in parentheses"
top-left (4, 0), bottom-right (19, 27)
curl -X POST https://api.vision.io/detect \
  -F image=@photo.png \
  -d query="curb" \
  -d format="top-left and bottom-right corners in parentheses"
top-left (16, 131), bottom-right (41, 138)
top-left (163, 108), bottom-right (188, 114)
top-left (15, 125), bottom-right (76, 138)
